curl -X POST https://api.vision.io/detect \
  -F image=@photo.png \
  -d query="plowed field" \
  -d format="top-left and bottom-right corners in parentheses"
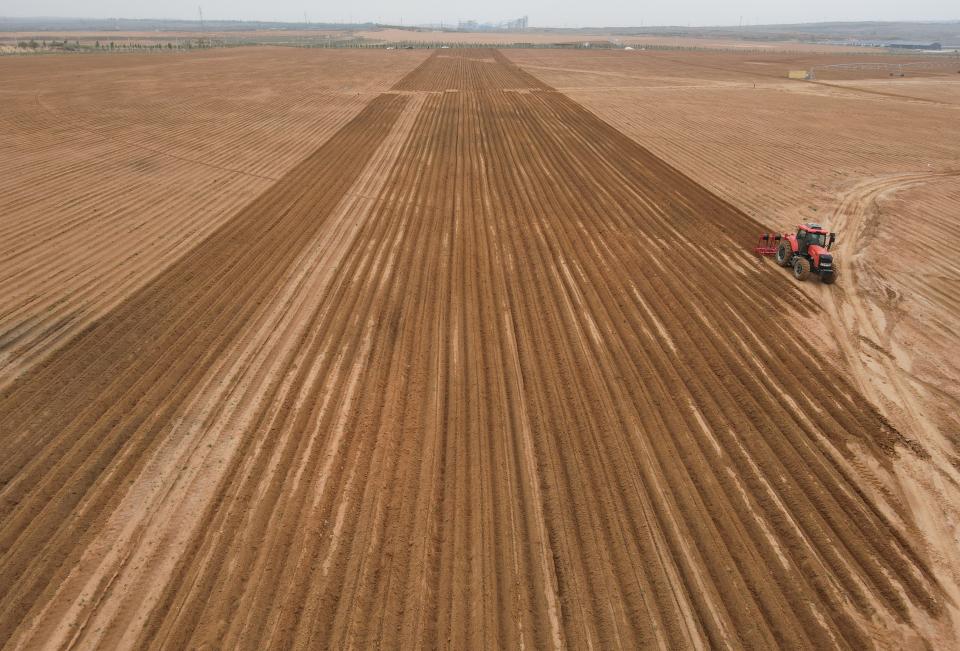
top-left (1, 48), bottom-right (957, 648)
top-left (0, 47), bottom-right (428, 386)
top-left (505, 51), bottom-right (960, 641)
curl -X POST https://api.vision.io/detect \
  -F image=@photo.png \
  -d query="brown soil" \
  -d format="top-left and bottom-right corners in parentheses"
top-left (1, 47), bottom-right (956, 648)
top-left (508, 47), bottom-right (960, 643)
top-left (0, 47), bottom-right (428, 387)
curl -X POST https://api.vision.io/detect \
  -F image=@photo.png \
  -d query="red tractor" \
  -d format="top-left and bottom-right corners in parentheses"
top-left (754, 223), bottom-right (838, 284)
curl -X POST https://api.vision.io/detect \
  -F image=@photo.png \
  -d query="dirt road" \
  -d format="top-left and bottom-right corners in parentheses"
top-left (0, 49), bottom-right (953, 648)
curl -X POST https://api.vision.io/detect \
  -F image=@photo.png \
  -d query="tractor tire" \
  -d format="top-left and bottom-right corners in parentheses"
top-left (820, 259), bottom-right (839, 284)
top-left (776, 241), bottom-right (793, 267)
top-left (793, 257), bottom-right (811, 281)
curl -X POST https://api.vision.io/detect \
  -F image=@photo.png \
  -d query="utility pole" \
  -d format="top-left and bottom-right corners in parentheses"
top-left (198, 6), bottom-right (204, 32)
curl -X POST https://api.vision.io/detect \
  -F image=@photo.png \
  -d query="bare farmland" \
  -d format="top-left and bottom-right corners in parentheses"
top-left (0, 47), bottom-right (428, 385)
top-left (1, 46), bottom-right (958, 648)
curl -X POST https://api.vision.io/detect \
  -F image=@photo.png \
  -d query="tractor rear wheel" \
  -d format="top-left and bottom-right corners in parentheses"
top-left (793, 257), bottom-right (811, 281)
top-left (776, 241), bottom-right (793, 267)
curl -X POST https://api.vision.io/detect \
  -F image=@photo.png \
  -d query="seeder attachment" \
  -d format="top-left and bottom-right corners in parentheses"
top-left (754, 232), bottom-right (781, 256)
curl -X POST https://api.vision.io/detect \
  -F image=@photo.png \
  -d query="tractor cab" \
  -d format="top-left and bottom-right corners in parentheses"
top-left (795, 223), bottom-right (833, 254)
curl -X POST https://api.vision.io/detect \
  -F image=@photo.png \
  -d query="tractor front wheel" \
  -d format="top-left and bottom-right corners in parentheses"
top-left (776, 241), bottom-right (793, 267)
top-left (821, 259), bottom-right (839, 284)
top-left (793, 257), bottom-right (811, 281)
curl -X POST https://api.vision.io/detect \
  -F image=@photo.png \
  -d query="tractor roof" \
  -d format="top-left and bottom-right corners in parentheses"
top-left (799, 223), bottom-right (828, 234)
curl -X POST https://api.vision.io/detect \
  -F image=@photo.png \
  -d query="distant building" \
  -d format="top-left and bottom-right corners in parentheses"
top-left (887, 42), bottom-right (942, 50)
top-left (457, 15), bottom-right (528, 31)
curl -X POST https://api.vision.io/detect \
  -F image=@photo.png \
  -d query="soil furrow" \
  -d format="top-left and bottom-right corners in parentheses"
top-left (1, 47), bottom-right (955, 649)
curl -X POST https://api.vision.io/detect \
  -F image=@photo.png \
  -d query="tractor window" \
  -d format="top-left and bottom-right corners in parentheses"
top-left (808, 232), bottom-right (826, 247)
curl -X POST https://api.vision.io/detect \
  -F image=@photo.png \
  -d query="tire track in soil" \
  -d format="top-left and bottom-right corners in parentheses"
top-left (819, 171), bottom-right (960, 644)
top-left (0, 49), bottom-right (952, 649)
top-left (824, 171), bottom-right (960, 441)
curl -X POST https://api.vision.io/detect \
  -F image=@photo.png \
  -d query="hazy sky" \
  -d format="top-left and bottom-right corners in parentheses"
top-left (4, 1), bottom-right (958, 28)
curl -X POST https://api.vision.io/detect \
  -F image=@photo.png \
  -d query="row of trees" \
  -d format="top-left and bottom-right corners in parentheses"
top-left (93, 42), bottom-right (178, 50)
top-left (13, 39), bottom-right (222, 51)
top-left (16, 39), bottom-right (79, 49)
